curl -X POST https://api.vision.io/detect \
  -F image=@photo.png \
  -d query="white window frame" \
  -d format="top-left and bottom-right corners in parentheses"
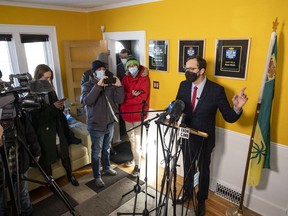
top-left (0, 24), bottom-right (63, 98)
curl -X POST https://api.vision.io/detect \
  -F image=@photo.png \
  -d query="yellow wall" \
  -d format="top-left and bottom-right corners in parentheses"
top-left (1, 0), bottom-right (287, 145)
top-left (88, 0), bottom-right (288, 145)
top-left (0, 5), bottom-right (91, 93)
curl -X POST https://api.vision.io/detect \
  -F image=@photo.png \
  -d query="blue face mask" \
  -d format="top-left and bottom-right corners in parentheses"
top-left (95, 70), bottom-right (105, 80)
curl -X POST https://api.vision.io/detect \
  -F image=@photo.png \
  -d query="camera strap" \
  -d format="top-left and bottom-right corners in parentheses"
top-left (104, 94), bottom-right (118, 123)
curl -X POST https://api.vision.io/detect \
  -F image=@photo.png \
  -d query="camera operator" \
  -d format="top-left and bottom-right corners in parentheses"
top-left (0, 114), bottom-right (41, 215)
top-left (29, 64), bottom-right (79, 187)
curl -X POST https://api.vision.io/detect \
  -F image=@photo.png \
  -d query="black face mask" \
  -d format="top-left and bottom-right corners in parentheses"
top-left (185, 71), bottom-right (199, 82)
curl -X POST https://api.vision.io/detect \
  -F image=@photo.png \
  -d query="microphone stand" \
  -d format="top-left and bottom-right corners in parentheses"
top-left (154, 118), bottom-right (208, 216)
top-left (117, 101), bottom-right (160, 216)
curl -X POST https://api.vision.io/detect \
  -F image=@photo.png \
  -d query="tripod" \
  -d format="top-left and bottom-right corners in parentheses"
top-left (0, 115), bottom-right (79, 216)
top-left (117, 101), bottom-right (159, 216)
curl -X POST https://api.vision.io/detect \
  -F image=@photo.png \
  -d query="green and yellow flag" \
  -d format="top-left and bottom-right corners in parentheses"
top-left (247, 31), bottom-right (277, 187)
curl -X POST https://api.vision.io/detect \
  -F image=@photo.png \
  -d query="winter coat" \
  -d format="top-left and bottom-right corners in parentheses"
top-left (81, 73), bottom-right (125, 131)
top-left (30, 91), bottom-right (70, 167)
top-left (120, 65), bottom-right (150, 122)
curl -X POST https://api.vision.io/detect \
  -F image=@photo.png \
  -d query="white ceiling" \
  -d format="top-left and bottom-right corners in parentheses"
top-left (0, 0), bottom-right (160, 12)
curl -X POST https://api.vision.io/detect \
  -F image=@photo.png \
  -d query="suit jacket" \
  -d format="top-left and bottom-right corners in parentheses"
top-left (176, 78), bottom-right (241, 150)
top-left (117, 63), bottom-right (126, 82)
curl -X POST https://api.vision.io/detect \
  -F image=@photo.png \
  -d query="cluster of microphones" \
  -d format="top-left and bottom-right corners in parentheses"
top-left (157, 99), bottom-right (185, 124)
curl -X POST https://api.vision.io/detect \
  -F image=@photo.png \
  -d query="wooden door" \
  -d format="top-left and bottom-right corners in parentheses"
top-left (63, 40), bottom-right (107, 122)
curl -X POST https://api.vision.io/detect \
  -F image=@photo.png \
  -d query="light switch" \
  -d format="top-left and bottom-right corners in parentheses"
top-left (153, 81), bottom-right (159, 89)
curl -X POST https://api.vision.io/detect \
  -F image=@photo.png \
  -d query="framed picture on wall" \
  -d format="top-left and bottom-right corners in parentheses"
top-left (178, 40), bottom-right (205, 73)
top-left (214, 39), bottom-right (250, 79)
top-left (148, 40), bottom-right (168, 72)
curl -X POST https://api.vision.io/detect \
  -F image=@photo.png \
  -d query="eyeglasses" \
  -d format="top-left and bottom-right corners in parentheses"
top-left (184, 67), bottom-right (200, 72)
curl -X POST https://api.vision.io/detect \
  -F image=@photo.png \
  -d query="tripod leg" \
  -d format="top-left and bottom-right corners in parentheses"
top-left (21, 141), bottom-right (79, 216)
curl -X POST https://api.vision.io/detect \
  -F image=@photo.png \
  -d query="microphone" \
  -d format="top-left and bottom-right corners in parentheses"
top-left (29, 80), bottom-right (53, 93)
top-left (168, 99), bottom-right (185, 123)
top-left (155, 100), bottom-right (175, 124)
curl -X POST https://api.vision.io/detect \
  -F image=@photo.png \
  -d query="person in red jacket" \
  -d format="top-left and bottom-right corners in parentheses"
top-left (120, 56), bottom-right (150, 177)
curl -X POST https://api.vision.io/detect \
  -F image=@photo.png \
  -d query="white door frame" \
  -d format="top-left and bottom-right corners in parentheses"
top-left (103, 31), bottom-right (146, 74)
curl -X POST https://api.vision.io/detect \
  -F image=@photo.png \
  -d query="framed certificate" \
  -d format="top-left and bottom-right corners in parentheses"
top-left (178, 40), bottom-right (205, 73)
top-left (214, 39), bottom-right (250, 79)
top-left (148, 40), bottom-right (168, 72)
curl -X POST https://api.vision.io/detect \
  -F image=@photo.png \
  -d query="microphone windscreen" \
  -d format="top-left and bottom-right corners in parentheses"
top-left (169, 99), bottom-right (185, 122)
top-left (29, 80), bottom-right (53, 93)
top-left (167, 100), bottom-right (175, 111)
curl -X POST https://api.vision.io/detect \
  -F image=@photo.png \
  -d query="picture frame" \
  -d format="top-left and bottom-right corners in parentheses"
top-left (148, 40), bottom-right (168, 72)
top-left (214, 39), bottom-right (250, 79)
top-left (178, 40), bottom-right (205, 73)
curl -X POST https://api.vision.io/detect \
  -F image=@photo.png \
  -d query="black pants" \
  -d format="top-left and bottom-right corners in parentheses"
top-left (182, 135), bottom-right (212, 202)
top-left (42, 145), bottom-right (72, 178)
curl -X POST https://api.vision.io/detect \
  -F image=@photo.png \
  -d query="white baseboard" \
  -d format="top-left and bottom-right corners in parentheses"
top-left (210, 127), bottom-right (288, 216)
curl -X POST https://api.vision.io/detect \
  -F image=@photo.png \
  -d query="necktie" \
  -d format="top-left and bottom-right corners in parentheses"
top-left (191, 86), bottom-right (198, 112)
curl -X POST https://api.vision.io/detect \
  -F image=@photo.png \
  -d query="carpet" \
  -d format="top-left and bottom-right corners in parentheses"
top-left (109, 186), bottom-right (194, 216)
top-left (32, 191), bottom-right (78, 216)
top-left (63, 181), bottom-right (194, 216)
top-left (110, 141), bottom-right (133, 164)
top-left (62, 177), bottom-right (142, 216)
top-left (31, 166), bottom-right (146, 216)
top-left (85, 167), bottom-right (143, 193)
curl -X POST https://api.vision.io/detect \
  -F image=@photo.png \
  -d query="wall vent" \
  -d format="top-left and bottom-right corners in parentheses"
top-left (215, 183), bottom-right (241, 205)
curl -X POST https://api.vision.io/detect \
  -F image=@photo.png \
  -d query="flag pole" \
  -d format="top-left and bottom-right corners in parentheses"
top-left (226, 18), bottom-right (278, 216)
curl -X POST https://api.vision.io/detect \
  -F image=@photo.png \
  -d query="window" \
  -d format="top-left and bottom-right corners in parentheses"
top-left (0, 35), bottom-right (13, 81)
top-left (0, 25), bottom-right (63, 98)
top-left (21, 34), bottom-right (49, 74)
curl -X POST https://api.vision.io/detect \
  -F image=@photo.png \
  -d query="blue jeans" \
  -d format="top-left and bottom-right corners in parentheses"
top-left (88, 122), bottom-right (114, 178)
top-left (0, 172), bottom-right (33, 215)
top-left (19, 173), bottom-right (33, 215)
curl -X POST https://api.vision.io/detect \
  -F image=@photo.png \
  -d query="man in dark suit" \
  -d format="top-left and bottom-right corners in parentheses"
top-left (116, 48), bottom-right (130, 82)
top-left (176, 55), bottom-right (248, 216)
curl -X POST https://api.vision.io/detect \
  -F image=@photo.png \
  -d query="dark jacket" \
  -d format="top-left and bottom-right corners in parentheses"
top-left (176, 78), bottom-right (241, 150)
top-left (81, 69), bottom-right (92, 86)
top-left (117, 63), bottom-right (126, 82)
top-left (16, 114), bottom-right (41, 173)
top-left (30, 91), bottom-right (70, 167)
top-left (81, 74), bottom-right (124, 131)
top-left (0, 114), bottom-right (41, 188)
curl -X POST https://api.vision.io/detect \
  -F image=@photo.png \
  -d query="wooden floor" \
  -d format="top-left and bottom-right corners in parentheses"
top-left (29, 161), bottom-right (261, 216)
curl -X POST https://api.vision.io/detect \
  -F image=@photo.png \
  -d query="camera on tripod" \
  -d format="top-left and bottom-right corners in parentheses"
top-left (0, 72), bottom-right (53, 119)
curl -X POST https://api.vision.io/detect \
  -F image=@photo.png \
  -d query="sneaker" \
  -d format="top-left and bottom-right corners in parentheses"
top-left (125, 160), bottom-right (135, 167)
top-left (105, 168), bottom-right (117, 175)
top-left (132, 165), bottom-right (139, 177)
top-left (95, 177), bottom-right (105, 187)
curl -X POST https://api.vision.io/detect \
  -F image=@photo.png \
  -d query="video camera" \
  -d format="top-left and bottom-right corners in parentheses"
top-left (0, 72), bottom-right (53, 120)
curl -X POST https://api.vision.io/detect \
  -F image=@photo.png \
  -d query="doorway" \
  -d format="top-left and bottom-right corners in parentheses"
top-left (103, 31), bottom-right (146, 75)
